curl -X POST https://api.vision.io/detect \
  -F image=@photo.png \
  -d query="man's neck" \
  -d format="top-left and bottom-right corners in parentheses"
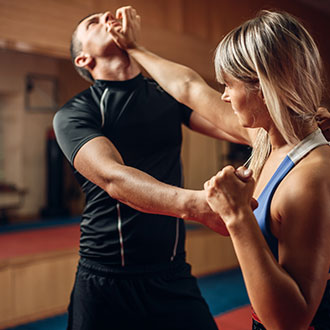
top-left (92, 52), bottom-right (141, 81)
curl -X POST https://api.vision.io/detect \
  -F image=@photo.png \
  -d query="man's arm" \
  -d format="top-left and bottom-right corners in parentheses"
top-left (73, 136), bottom-right (230, 235)
top-left (111, 6), bottom-right (254, 146)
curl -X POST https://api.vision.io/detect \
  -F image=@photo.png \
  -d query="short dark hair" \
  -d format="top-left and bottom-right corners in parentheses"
top-left (70, 22), bottom-right (95, 84)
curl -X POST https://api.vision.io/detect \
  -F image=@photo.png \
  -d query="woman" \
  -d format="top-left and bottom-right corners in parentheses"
top-left (203, 12), bottom-right (330, 329)
top-left (111, 8), bottom-right (330, 329)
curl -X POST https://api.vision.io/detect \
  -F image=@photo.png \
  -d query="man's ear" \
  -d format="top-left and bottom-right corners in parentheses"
top-left (75, 53), bottom-right (93, 68)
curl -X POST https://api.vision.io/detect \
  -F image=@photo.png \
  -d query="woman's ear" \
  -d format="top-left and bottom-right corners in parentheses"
top-left (75, 53), bottom-right (93, 68)
top-left (257, 88), bottom-right (266, 105)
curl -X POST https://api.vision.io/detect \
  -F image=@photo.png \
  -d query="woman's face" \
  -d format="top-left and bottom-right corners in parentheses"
top-left (221, 73), bottom-right (269, 129)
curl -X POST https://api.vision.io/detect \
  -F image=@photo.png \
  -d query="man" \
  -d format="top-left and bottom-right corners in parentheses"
top-left (54, 8), bottom-right (251, 330)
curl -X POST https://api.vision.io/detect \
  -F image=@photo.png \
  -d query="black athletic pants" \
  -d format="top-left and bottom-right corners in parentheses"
top-left (67, 257), bottom-right (218, 330)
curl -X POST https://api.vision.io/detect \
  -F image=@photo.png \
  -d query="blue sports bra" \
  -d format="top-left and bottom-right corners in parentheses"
top-left (254, 128), bottom-right (329, 260)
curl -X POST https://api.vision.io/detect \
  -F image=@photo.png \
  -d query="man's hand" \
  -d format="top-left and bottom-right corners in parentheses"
top-left (187, 166), bottom-right (257, 236)
top-left (316, 106), bottom-right (330, 141)
top-left (109, 6), bottom-right (141, 50)
top-left (184, 190), bottom-right (230, 236)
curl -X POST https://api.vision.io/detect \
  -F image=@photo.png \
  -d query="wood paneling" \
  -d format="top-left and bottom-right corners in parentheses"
top-left (14, 253), bottom-right (77, 318)
top-left (0, 250), bottom-right (78, 329)
top-left (186, 226), bottom-right (238, 276)
top-left (0, 0), bottom-right (329, 90)
top-left (0, 262), bottom-right (13, 325)
top-left (182, 127), bottom-right (224, 190)
top-left (0, 0), bottom-right (90, 57)
top-left (182, 0), bottom-right (210, 40)
top-left (142, 27), bottom-right (215, 79)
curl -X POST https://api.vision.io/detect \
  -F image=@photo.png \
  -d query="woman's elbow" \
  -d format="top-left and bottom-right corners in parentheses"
top-left (174, 71), bottom-right (202, 105)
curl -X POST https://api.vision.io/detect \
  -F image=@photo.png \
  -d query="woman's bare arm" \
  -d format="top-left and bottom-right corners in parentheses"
top-left (205, 159), bottom-right (330, 329)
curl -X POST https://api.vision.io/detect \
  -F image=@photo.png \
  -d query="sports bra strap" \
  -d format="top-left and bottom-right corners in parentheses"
top-left (288, 128), bottom-right (329, 164)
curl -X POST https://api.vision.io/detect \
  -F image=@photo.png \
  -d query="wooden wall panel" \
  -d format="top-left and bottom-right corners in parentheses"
top-left (57, 59), bottom-right (90, 106)
top-left (13, 254), bottom-right (77, 318)
top-left (0, 0), bottom-right (93, 57)
top-left (0, 263), bottom-right (13, 324)
top-left (0, 0), bottom-right (216, 79)
top-left (0, 50), bottom-right (58, 217)
top-left (182, 127), bottom-right (223, 190)
top-left (162, 0), bottom-right (185, 33)
top-left (0, 251), bottom-right (79, 328)
top-left (0, 94), bottom-right (23, 191)
top-left (0, 0), bottom-right (329, 89)
top-left (186, 226), bottom-right (238, 276)
top-left (182, 0), bottom-right (210, 40)
top-left (142, 27), bottom-right (215, 79)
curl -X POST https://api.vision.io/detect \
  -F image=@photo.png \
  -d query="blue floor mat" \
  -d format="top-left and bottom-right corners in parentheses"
top-left (197, 268), bottom-right (249, 316)
top-left (7, 314), bottom-right (68, 330)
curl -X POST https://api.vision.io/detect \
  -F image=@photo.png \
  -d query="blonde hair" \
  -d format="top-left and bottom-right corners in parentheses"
top-left (214, 11), bottom-right (323, 178)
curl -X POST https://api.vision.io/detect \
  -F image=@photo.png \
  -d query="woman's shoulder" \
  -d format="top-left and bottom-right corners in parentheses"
top-left (298, 143), bottom-right (330, 175)
top-left (272, 145), bottom-right (330, 218)
top-left (288, 145), bottom-right (330, 189)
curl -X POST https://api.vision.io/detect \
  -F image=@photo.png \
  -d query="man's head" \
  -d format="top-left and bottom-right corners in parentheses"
top-left (70, 11), bottom-right (122, 83)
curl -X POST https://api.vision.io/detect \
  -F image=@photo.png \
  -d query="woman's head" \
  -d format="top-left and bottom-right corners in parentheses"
top-left (215, 10), bottom-right (323, 143)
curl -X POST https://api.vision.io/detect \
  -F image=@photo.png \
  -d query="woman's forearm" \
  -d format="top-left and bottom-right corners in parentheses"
top-left (128, 46), bottom-right (201, 104)
top-left (227, 210), bottom-right (313, 329)
top-left (128, 47), bottom-right (252, 145)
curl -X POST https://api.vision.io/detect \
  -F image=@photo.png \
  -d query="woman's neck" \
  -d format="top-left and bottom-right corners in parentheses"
top-left (267, 121), bottom-right (318, 152)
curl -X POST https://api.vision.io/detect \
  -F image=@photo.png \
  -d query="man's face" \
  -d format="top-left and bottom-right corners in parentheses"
top-left (76, 11), bottom-right (122, 57)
